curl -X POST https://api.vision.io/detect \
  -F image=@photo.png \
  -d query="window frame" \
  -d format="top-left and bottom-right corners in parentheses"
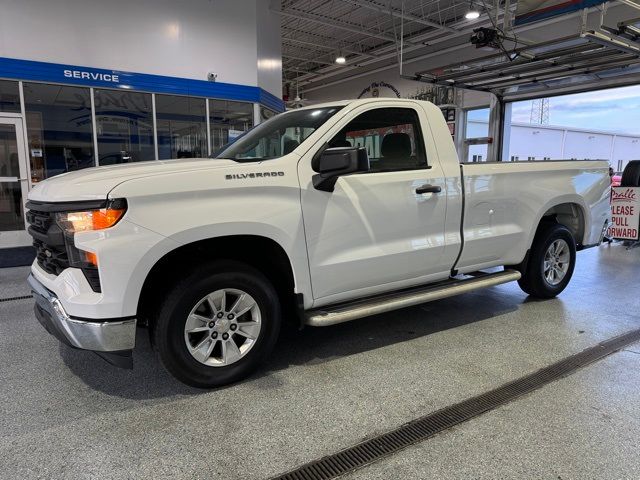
top-left (93, 88), bottom-right (156, 165)
top-left (215, 106), bottom-right (344, 162)
top-left (23, 82), bottom-right (96, 181)
top-left (326, 105), bottom-right (431, 174)
top-left (463, 106), bottom-right (490, 163)
top-left (209, 98), bottom-right (255, 153)
top-left (154, 93), bottom-right (208, 160)
top-left (0, 80), bottom-right (21, 113)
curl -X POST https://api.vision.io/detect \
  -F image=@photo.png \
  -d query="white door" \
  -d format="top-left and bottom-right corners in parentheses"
top-left (299, 104), bottom-right (458, 306)
top-left (0, 118), bottom-right (30, 248)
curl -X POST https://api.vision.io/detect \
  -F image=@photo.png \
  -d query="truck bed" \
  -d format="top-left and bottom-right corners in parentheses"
top-left (454, 159), bottom-right (611, 274)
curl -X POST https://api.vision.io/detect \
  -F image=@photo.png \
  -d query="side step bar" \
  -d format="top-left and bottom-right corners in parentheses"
top-left (305, 269), bottom-right (521, 327)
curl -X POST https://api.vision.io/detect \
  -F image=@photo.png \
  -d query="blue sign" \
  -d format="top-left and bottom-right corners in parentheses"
top-left (63, 69), bottom-right (120, 83)
top-left (515, 0), bottom-right (608, 25)
top-left (0, 56), bottom-right (284, 112)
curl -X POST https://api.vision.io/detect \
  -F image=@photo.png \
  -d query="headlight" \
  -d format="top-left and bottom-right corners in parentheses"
top-left (56, 202), bottom-right (127, 233)
top-left (55, 199), bottom-right (127, 268)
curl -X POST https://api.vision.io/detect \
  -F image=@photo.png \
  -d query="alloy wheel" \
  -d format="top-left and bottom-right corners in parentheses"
top-left (183, 288), bottom-right (262, 366)
top-left (543, 239), bottom-right (570, 286)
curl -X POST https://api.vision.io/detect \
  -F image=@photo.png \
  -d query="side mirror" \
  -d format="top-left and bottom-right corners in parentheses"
top-left (312, 146), bottom-right (370, 192)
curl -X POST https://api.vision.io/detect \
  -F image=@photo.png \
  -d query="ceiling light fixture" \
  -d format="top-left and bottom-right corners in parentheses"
top-left (465, 2), bottom-right (480, 19)
top-left (335, 55), bottom-right (346, 64)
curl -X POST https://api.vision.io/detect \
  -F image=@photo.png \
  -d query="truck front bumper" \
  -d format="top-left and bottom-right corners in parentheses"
top-left (28, 274), bottom-right (137, 368)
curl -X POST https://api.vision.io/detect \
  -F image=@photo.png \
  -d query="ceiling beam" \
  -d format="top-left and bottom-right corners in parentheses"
top-left (282, 0), bottom-right (574, 87)
top-left (298, 4), bottom-right (621, 92)
top-left (282, 35), bottom-right (378, 59)
top-left (293, 17), bottom-right (496, 87)
top-left (340, 0), bottom-right (459, 33)
top-left (284, 67), bottom-right (319, 77)
top-left (282, 54), bottom-right (336, 66)
top-left (617, 0), bottom-right (640, 11)
top-left (280, 5), bottom-right (513, 87)
top-left (275, 8), bottom-right (419, 46)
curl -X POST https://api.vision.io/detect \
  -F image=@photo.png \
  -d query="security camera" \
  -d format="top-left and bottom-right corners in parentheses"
top-left (207, 72), bottom-right (218, 82)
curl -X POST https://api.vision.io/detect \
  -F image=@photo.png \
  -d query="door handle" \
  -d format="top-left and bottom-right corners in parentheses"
top-left (415, 184), bottom-right (441, 195)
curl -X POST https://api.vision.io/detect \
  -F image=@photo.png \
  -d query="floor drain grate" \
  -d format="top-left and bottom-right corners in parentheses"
top-left (270, 328), bottom-right (640, 480)
top-left (0, 295), bottom-right (33, 303)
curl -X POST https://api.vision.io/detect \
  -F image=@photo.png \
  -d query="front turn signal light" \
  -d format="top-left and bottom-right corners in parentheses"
top-left (84, 251), bottom-right (98, 266)
top-left (56, 200), bottom-right (127, 233)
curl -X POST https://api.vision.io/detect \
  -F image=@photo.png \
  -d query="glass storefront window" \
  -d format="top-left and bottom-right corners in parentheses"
top-left (210, 100), bottom-right (254, 152)
top-left (0, 124), bottom-right (24, 231)
top-left (155, 95), bottom-right (206, 159)
top-left (23, 83), bottom-right (94, 182)
top-left (0, 181), bottom-right (24, 230)
top-left (260, 106), bottom-right (276, 123)
top-left (94, 89), bottom-right (155, 165)
top-left (0, 80), bottom-right (21, 113)
top-left (465, 108), bottom-right (490, 162)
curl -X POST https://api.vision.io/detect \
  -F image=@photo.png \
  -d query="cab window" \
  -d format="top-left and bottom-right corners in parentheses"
top-left (328, 107), bottom-right (428, 173)
top-left (216, 107), bottom-right (342, 161)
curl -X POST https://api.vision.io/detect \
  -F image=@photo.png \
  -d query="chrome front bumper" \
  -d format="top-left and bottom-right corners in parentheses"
top-left (28, 274), bottom-right (137, 353)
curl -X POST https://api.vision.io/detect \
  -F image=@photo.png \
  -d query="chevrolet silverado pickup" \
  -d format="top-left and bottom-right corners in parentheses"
top-left (26, 98), bottom-right (611, 387)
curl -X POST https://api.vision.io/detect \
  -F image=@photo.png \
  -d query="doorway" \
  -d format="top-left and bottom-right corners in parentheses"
top-left (0, 117), bottom-right (30, 248)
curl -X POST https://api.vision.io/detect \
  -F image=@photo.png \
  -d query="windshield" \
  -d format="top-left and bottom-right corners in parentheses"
top-left (214, 106), bottom-right (342, 162)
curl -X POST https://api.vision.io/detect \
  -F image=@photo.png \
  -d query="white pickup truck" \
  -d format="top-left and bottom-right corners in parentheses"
top-left (26, 98), bottom-right (611, 387)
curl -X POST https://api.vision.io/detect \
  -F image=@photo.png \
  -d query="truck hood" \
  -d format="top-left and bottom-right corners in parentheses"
top-left (28, 158), bottom-right (240, 202)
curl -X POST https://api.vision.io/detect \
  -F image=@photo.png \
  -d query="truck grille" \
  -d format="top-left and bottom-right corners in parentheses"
top-left (25, 202), bottom-right (102, 292)
top-left (26, 209), bottom-right (69, 276)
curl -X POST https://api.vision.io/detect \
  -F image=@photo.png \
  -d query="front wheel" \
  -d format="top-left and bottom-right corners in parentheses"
top-left (154, 260), bottom-right (281, 388)
top-left (518, 222), bottom-right (576, 299)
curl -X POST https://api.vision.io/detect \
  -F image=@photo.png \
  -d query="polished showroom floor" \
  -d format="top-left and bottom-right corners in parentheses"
top-left (0, 243), bottom-right (639, 479)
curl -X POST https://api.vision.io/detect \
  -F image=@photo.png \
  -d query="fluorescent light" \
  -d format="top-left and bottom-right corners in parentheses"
top-left (335, 56), bottom-right (346, 64)
top-left (465, 10), bottom-right (480, 19)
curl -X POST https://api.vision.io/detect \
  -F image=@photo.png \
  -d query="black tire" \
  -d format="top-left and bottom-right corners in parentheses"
top-left (518, 222), bottom-right (576, 299)
top-left (154, 260), bottom-right (281, 388)
top-left (621, 160), bottom-right (640, 187)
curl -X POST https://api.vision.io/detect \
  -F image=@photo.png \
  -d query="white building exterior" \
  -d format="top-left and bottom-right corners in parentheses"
top-left (0, 0), bottom-right (284, 248)
top-left (467, 120), bottom-right (640, 171)
top-left (0, 0), bottom-right (282, 97)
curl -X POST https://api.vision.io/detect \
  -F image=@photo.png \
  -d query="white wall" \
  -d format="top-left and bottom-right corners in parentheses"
top-left (563, 131), bottom-right (613, 160)
top-left (301, 59), bottom-right (492, 109)
top-left (612, 136), bottom-right (640, 170)
top-left (508, 125), bottom-right (565, 159)
top-left (461, 90), bottom-right (492, 109)
top-left (256, 0), bottom-right (283, 98)
top-left (0, 0), bottom-right (282, 96)
top-left (468, 120), bottom-right (640, 167)
top-left (302, 67), bottom-right (426, 101)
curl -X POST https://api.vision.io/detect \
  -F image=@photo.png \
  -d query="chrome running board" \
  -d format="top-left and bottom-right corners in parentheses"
top-left (305, 269), bottom-right (521, 327)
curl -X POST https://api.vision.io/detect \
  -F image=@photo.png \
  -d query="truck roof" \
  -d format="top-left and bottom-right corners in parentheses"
top-left (293, 97), bottom-right (433, 111)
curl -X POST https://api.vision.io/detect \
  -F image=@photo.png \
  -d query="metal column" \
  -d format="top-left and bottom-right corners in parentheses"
top-left (487, 94), bottom-right (505, 162)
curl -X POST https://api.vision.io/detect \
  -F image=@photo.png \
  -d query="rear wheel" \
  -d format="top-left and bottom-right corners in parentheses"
top-left (154, 260), bottom-right (281, 388)
top-left (518, 222), bottom-right (576, 299)
top-left (621, 160), bottom-right (640, 187)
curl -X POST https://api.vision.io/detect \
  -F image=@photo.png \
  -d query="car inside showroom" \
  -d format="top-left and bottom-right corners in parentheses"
top-left (1, 0), bottom-right (640, 478)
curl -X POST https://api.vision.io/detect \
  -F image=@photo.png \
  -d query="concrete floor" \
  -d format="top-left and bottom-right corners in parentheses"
top-left (0, 243), bottom-right (638, 479)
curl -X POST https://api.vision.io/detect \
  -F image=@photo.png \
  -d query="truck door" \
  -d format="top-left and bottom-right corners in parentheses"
top-left (298, 102), bottom-right (459, 306)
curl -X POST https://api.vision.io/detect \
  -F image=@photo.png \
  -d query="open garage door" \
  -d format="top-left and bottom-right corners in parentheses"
top-left (503, 85), bottom-right (640, 168)
top-left (404, 0), bottom-right (640, 161)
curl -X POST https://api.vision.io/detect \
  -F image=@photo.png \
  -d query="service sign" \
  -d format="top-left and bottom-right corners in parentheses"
top-left (608, 187), bottom-right (640, 241)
